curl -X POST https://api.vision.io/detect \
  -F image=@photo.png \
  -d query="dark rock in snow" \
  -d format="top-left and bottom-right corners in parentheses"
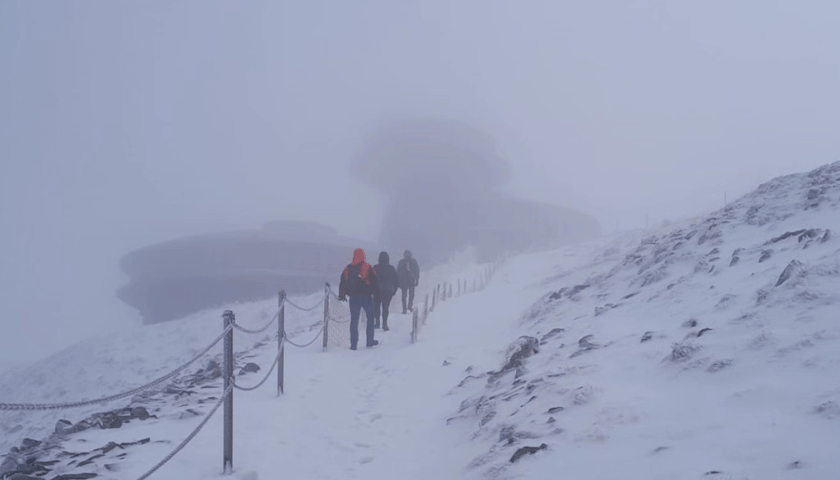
top-left (442, 360), bottom-right (451, 366)
top-left (238, 363), bottom-right (260, 375)
top-left (510, 444), bottom-right (548, 463)
top-left (821, 229), bottom-right (831, 243)
top-left (697, 328), bottom-right (713, 337)
top-left (540, 328), bottom-right (565, 343)
top-left (666, 342), bottom-right (701, 362)
top-left (798, 229), bottom-right (820, 242)
top-left (55, 420), bottom-right (73, 435)
top-left (20, 439), bottom-right (41, 449)
top-left (52, 474), bottom-right (98, 480)
top-left (787, 460), bottom-right (804, 470)
top-left (766, 229), bottom-right (806, 245)
top-left (641, 332), bottom-right (654, 343)
top-left (759, 249), bottom-right (772, 263)
top-left (683, 319), bottom-right (698, 328)
top-left (730, 256), bottom-right (740, 266)
top-left (498, 337), bottom-right (539, 373)
top-left (547, 417), bottom-right (556, 424)
top-left (651, 446), bottom-right (670, 455)
top-left (775, 260), bottom-right (802, 287)
top-left (547, 406), bottom-right (564, 414)
top-left (131, 407), bottom-right (150, 420)
top-left (707, 359), bottom-right (733, 373)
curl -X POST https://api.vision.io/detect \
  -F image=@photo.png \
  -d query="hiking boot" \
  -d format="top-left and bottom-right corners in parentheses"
top-left (383, 325), bottom-right (389, 331)
top-left (350, 345), bottom-right (357, 350)
top-left (366, 340), bottom-right (379, 348)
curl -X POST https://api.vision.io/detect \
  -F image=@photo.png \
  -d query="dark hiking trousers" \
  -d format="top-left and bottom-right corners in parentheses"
top-left (374, 293), bottom-right (394, 328)
top-left (401, 285), bottom-right (415, 313)
top-left (349, 295), bottom-right (376, 348)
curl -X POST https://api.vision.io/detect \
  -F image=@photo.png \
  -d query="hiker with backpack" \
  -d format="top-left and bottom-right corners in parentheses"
top-left (338, 248), bottom-right (380, 349)
top-left (397, 250), bottom-right (420, 314)
top-left (373, 251), bottom-right (398, 331)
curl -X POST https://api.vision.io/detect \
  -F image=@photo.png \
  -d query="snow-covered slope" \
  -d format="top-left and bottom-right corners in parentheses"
top-left (448, 161), bottom-right (840, 479)
top-left (1, 162), bottom-right (838, 480)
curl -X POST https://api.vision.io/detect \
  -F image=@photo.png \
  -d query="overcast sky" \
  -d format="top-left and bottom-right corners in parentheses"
top-left (1, 0), bottom-right (838, 368)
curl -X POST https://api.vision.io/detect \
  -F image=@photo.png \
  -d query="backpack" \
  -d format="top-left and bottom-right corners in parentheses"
top-left (346, 263), bottom-right (370, 293)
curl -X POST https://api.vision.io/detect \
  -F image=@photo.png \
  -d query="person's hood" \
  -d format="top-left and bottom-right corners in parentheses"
top-left (404, 250), bottom-right (413, 260)
top-left (378, 251), bottom-right (390, 265)
top-left (352, 248), bottom-right (366, 265)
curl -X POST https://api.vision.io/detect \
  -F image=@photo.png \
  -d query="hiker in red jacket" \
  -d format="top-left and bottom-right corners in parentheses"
top-left (338, 248), bottom-right (380, 349)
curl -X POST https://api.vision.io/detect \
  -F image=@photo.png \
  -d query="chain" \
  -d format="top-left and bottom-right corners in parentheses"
top-left (233, 343), bottom-right (283, 392)
top-left (283, 326), bottom-right (325, 348)
top-left (0, 326), bottom-right (232, 411)
top-left (285, 297), bottom-right (325, 312)
top-left (135, 384), bottom-right (233, 480)
top-left (232, 313), bottom-right (278, 334)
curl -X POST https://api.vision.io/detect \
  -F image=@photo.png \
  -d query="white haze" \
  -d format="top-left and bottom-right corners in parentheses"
top-left (1, 0), bottom-right (838, 367)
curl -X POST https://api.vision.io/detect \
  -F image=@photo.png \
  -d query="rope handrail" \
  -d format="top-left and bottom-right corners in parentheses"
top-left (286, 296), bottom-right (325, 312)
top-left (284, 326), bottom-right (325, 348)
top-left (231, 312), bottom-right (279, 335)
top-left (135, 384), bottom-right (233, 480)
top-left (0, 325), bottom-right (233, 411)
top-left (232, 344), bottom-right (284, 392)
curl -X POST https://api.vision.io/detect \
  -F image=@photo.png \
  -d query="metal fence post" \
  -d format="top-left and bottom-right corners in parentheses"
top-left (457, 279), bottom-right (461, 297)
top-left (222, 310), bottom-right (234, 474)
top-left (322, 283), bottom-right (330, 352)
top-left (423, 294), bottom-right (429, 325)
top-left (411, 307), bottom-right (418, 343)
top-left (278, 291), bottom-right (286, 396)
top-left (431, 288), bottom-right (436, 311)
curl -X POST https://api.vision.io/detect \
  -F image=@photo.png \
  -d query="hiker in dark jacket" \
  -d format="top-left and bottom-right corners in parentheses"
top-left (396, 250), bottom-right (420, 313)
top-left (338, 248), bottom-right (379, 349)
top-left (373, 251), bottom-right (398, 331)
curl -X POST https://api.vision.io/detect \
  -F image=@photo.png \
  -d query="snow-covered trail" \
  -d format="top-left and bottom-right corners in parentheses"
top-left (154, 248), bottom-right (593, 480)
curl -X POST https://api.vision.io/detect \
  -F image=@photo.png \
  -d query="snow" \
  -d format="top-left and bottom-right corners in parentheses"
top-left (2, 161), bottom-right (840, 480)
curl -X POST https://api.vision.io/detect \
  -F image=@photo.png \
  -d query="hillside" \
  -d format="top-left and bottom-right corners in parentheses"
top-left (1, 161), bottom-right (839, 480)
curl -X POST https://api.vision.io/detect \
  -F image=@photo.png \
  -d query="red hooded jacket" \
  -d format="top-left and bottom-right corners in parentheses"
top-left (338, 248), bottom-right (378, 298)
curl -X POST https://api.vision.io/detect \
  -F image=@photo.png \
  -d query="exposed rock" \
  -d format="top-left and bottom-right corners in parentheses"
top-left (547, 406), bottom-right (564, 414)
top-left (546, 417), bottom-right (556, 424)
top-left (131, 407), bottom-right (150, 420)
top-left (821, 229), bottom-right (831, 243)
top-left (52, 474), bottom-right (98, 480)
top-left (759, 249), bottom-right (772, 263)
top-left (498, 337), bottom-right (539, 373)
top-left (570, 335), bottom-right (601, 358)
top-left (786, 460), bottom-right (804, 470)
top-left (682, 319), bottom-right (698, 328)
top-left (540, 328), bottom-right (565, 344)
top-left (666, 342), bottom-right (701, 363)
top-left (813, 401), bottom-right (840, 419)
top-left (641, 332), bottom-right (654, 343)
top-left (238, 363), bottom-right (261, 375)
top-left (594, 303), bottom-right (620, 316)
top-left (697, 328), bottom-right (713, 337)
top-left (766, 229), bottom-right (806, 245)
top-left (775, 260), bottom-right (802, 287)
top-left (707, 360), bottom-right (733, 373)
top-left (55, 420), bottom-right (73, 435)
top-left (509, 444), bottom-right (547, 463)
top-left (442, 360), bottom-right (451, 367)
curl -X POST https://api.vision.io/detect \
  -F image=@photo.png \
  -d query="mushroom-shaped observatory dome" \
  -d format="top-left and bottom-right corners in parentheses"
top-left (349, 119), bottom-right (511, 194)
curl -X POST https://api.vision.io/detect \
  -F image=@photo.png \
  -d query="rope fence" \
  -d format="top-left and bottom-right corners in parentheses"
top-left (0, 258), bottom-right (504, 479)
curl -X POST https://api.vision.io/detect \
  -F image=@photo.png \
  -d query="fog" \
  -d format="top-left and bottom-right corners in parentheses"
top-left (1, 0), bottom-right (838, 367)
